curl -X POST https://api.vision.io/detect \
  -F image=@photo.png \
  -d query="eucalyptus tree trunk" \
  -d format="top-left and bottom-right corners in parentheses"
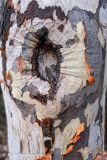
top-left (0, 0), bottom-right (107, 160)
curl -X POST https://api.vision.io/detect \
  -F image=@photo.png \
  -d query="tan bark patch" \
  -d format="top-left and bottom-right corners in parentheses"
top-left (9, 0), bottom-right (14, 8)
top-left (18, 56), bottom-right (26, 72)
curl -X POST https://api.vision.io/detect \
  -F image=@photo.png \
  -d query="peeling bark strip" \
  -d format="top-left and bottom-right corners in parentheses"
top-left (1, 0), bottom-right (14, 81)
top-left (17, 0), bottom-right (67, 27)
top-left (0, 0), bottom-right (106, 160)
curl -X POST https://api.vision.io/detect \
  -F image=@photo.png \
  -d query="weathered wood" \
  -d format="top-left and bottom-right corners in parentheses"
top-left (0, 0), bottom-right (107, 160)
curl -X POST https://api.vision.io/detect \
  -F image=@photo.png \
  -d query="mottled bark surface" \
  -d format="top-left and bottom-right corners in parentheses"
top-left (0, 0), bottom-right (107, 160)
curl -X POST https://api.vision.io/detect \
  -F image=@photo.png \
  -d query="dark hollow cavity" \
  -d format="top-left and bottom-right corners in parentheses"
top-left (22, 27), bottom-right (62, 104)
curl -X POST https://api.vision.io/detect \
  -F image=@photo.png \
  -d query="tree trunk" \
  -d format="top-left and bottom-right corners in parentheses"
top-left (0, 0), bottom-right (107, 160)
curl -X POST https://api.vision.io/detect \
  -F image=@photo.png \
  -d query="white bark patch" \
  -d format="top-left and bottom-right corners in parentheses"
top-left (57, 22), bottom-right (88, 97)
top-left (43, 137), bottom-right (52, 141)
top-left (103, 41), bottom-right (107, 88)
top-left (85, 98), bottom-right (100, 127)
top-left (26, 121), bottom-right (46, 158)
top-left (48, 20), bottom-right (76, 46)
top-left (100, 88), bottom-right (106, 151)
top-left (18, 116), bottom-right (46, 159)
top-left (52, 118), bottom-right (81, 154)
top-left (78, 147), bottom-right (90, 160)
top-left (20, 0), bottom-right (33, 13)
top-left (6, 23), bottom-right (23, 71)
top-left (0, 49), bottom-right (4, 80)
top-left (88, 98), bottom-right (103, 158)
top-left (97, 28), bottom-right (105, 47)
top-left (100, 41), bottom-right (107, 150)
top-left (89, 121), bottom-right (102, 159)
top-left (37, 0), bottom-right (99, 15)
top-left (1, 86), bottom-right (21, 160)
top-left (53, 119), bottom-right (61, 127)
top-left (10, 13), bottom-right (17, 22)
top-left (12, 0), bottom-right (19, 10)
top-left (20, 92), bottom-right (61, 120)
top-left (99, 5), bottom-right (107, 39)
top-left (1, 85), bottom-right (46, 160)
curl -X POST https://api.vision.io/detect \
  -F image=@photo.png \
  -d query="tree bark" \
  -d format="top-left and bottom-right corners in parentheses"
top-left (0, 0), bottom-right (107, 160)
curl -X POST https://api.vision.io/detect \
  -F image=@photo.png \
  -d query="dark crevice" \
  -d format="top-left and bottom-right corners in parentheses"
top-left (22, 27), bottom-right (62, 104)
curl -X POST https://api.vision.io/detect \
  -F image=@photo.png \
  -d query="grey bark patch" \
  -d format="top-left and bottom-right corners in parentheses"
top-left (52, 148), bottom-right (62, 160)
top-left (17, 0), bottom-right (67, 27)
top-left (57, 9), bottom-right (105, 152)
top-left (99, 1), bottom-right (107, 39)
top-left (59, 6), bottom-right (103, 113)
top-left (88, 153), bottom-right (93, 160)
top-left (13, 98), bottom-right (37, 124)
top-left (11, 56), bottom-right (20, 72)
top-left (95, 104), bottom-right (102, 125)
top-left (66, 34), bottom-right (79, 47)
top-left (21, 84), bottom-right (38, 97)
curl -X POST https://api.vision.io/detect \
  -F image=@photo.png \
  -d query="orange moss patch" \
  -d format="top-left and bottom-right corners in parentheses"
top-left (69, 136), bottom-right (81, 144)
top-left (9, 0), bottom-right (14, 7)
top-left (84, 51), bottom-right (95, 85)
top-left (63, 145), bottom-right (74, 155)
top-left (83, 22), bottom-right (95, 85)
top-left (6, 72), bottom-right (12, 88)
top-left (35, 152), bottom-right (52, 160)
top-left (6, 72), bottom-right (11, 80)
top-left (69, 123), bottom-right (85, 145)
top-left (63, 123), bottom-right (85, 155)
top-left (76, 123), bottom-right (85, 136)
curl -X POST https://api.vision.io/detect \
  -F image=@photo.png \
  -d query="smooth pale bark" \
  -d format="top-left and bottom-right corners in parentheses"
top-left (0, 0), bottom-right (107, 160)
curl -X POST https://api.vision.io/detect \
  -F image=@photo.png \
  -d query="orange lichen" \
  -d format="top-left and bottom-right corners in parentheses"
top-left (84, 51), bottom-right (95, 85)
top-left (76, 123), bottom-right (85, 136)
top-left (69, 136), bottom-right (81, 144)
top-left (63, 145), bottom-right (74, 155)
top-left (9, 0), bottom-right (14, 7)
top-left (6, 72), bottom-right (11, 80)
top-left (18, 56), bottom-right (26, 72)
top-left (35, 152), bottom-right (52, 160)
top-left (69, 123), bottom-right (85, 145)
top-left (83, 22), bottom-right (95, 85)
top-left (63, 123), bottom-right (85, 155)
top-left (0, 47), bottom-right (6, 57)
top-left (6, 72), bottom-right (12, 88)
